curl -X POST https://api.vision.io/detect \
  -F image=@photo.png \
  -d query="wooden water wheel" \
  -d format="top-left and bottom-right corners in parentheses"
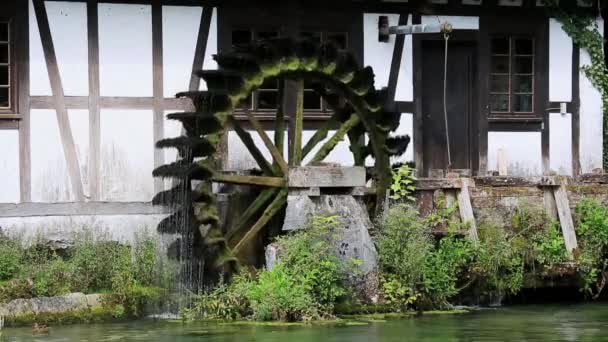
top-left (152, 38), bottom-right (409, 267)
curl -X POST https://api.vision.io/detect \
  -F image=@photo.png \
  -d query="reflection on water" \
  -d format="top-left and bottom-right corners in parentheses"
top-left (3, 303), bottom-right (608, 342)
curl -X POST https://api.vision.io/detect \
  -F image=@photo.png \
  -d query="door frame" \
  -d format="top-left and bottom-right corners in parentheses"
top-left (413, 27), bottom-right (480, 177)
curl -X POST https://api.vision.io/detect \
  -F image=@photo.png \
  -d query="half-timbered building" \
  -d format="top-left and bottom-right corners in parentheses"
top-left (0, 0), bottom-right (604, 240)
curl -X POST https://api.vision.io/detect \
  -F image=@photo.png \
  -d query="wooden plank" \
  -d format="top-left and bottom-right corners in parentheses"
top-left (152, 0), bottom-right (164, 194)
top-left (87, 0), bottom-right (100, 201)
top-left (212, 174), bottom-right (285, 187)
top-left (415, 178), bottom-right (462, 190)
top-left (33, 0), bottom-right (85, 202)
top-left (189, 6), bottom-right (213, 92)
top-left (457, 178), bottom-right (478, 241)
top-left (243, 109), bottom-right (289, 174)
top-left (232, 189), bottom-right (287, 254)
top-left (288, 166), bottom-right (366, 188)
top-left (571, 46), bottom-right (581, 177)
top-left (0, 202), bottom-right (171, 218)
top-left (473, 176), bottom-right (560, 187)
top-left (274, 80), bottom-right (285, 166)
top-left (553, 181), bottom-right (578, 258)
top-left (543, 188), bottom-right (558, 220)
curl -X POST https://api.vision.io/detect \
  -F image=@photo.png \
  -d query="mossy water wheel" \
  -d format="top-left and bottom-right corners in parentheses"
top-left (153, 38), bottom-right (409, 268)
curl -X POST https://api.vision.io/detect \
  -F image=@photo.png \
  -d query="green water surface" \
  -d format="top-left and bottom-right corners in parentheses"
top-left (2, 303), bottom-right (608, 341)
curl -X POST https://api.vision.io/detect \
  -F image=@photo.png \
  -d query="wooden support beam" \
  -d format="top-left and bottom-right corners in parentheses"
top-left (274, 80), bottom-right (285, 166)
top-left (233, 189), bottom-right (287, 254)
top-left (228, 116), bottom-right (275, 176)
top-left (152, 0), bottom-right (165, 194)
top-left (226, 188), bottom-right (279, 243)
top-left (308, 114), bottom-right (360, 165)
top-left (212, 174), bottom-right (285, 187)
top-left (456, 178), bottom-right (478, 241)
top-left (189, 6), bottom-right (213, 92)
top-left (87, 0), bottom-right (100, 201)
top-left (33, 0), bottom-right (85, 202)
top-left (243, 109), bottom-right (289, 174)
top-left (0, 202), bottom-right (170, 218)
top-left (553, 179), bottom-right (578, 258)
top-left (290, 80), bottom-right (304, 166)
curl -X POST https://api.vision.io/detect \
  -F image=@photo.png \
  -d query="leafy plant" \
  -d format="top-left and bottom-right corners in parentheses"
top-left (575, 198), bottom-right (608, 298)
top-left (0, 238), bottom-right (23, 281)
top-left (531, 222), bottom-right (568, 266)
top-left (390, 164), bottom-right (417, 202)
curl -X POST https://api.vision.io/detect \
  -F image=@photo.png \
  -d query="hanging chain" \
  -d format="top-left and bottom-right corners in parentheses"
top-left (441, 22), bottom-right (453, 169)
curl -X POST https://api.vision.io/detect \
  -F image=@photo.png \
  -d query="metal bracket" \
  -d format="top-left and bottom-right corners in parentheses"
top-left (378, 15), bottom-right (452, 42)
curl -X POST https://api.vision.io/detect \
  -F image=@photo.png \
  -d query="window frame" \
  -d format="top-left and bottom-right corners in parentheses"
top-left (0, 18), bottom-right (17, 117)
top-left (484, 17), bottom-right (547, 123)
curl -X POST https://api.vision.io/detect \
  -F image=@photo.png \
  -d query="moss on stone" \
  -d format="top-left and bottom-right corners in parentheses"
top-left (2, 304), bottom-right (127, 328)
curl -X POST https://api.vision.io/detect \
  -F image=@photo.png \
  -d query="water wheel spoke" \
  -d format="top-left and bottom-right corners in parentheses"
top-left (225, 187), bottom-right (280, 243)
top-left (274, 80), bottom-right (286, 167)
top-left (212, 174), bottom-right (285, 187)
top-left (290, 80), bottom-right (304, 166)
top-left (243, 109), bottom-right (289, 174)
top-left (308, 114), bottom-right (361, 165)
top-left (301, 113), bottom-right (340, 160)
top-left (229, 116), bottom-right (275, 176)
top-left (232, 189), bottom-right (288, 254)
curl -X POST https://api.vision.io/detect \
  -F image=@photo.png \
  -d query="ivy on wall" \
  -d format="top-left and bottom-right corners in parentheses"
top-left (546, 2), bottom-right (608, 170)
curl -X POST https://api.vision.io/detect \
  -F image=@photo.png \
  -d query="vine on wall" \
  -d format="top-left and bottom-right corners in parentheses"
top-left (546, 2), bottom-right (608, 170)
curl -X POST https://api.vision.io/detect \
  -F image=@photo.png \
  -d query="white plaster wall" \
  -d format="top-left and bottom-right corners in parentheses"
top-left (0, 130), bottom-right (20, 203)
top-left (100, 110), bottom-right (154, 202)
top-left (302, 131), bottom-right (355, 166)
top-left (163, 111), bottom-right (182, 190)
top-left (30, 109), bottom-right (89, 202)
top-left (98, 3), bottom-right (153, 97)
top-left (363, 13), bottom-right (399, 89)
top-left (200, 7), bottom-right (218, 91)
top-left (226, 130), bottom-right (285, 171)
top-left (394, 15), bottom-right (413, 102)
top-left (579, 17), bottom-right (604, 173)
top-left (0, 215), bottom-right (165, 245)
top-left (549, 18), bottom-right (572, 102)
top-left (162, 6), bottom-right (202, 97)
top-left (29, 0), bottom-right (51, 96)
top-left (46, 1), bottom-right (89, 96)
top-left (549, 112), bottom-right (573, 175)
top-left (488, 132), bottom-right (542, 176)
top-left (420, 15), bottom-right (479, 30)
top-left (390, 113), bottom-right (414, 164)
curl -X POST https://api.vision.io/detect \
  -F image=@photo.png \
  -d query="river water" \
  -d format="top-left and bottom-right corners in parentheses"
top-left (2, 303), bottom-right (608, 341)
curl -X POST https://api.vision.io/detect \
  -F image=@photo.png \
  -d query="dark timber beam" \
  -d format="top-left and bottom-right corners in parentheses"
top-left (87, 0), bottom-right (101, 200)
top-left (386, 12), bottom-right (409, 108)
top-left (152, 0), bottom-right (165, 194)
top-left (189, 6), bottom-right (213, 92)
top-left (17, 0), bottom-right (31, 202)
top-left (33, 0), bottom-right (85, 201)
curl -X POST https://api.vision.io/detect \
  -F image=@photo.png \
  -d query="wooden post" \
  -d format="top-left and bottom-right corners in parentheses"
top-left (553, 178), bottom-right (577, 258)
top-left (290, 80), bottom-right (304, 166)
top-left (456, 178), bottom-right (478, 241)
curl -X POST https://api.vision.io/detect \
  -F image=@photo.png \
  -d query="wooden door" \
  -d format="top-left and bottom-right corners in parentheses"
top-left (421, 40), bottom-right (477, 176)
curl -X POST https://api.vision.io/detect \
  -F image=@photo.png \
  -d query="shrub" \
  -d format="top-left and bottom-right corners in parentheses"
top-left (390, 164), bottom-right (417, 202)
top-left (32, 257), bottom-right (74, 297)
top-left (575, 198), bottom-right (608, 298)
top-left (0, 238), bottom-right (23, 281)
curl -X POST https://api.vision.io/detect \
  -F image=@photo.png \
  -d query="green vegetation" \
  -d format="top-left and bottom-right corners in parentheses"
top-left (183, 216), bottom-right (356, 322)
top-left (575, 198), bottom-right (608, 299)
top-left (389, 164), bottom-right (417, 202)
top-left (0, 233), bottom-right (176, 319)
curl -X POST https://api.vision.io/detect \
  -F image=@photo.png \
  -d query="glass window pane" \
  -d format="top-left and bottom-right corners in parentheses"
top-left (491, 75), bottom-right (509, 93)
top-left (0, 87), bottom-right (8, 108)
top-left (491, 37), bottom-right (509, 55)
top-left (258, 90), bottom-right (278, 109)
top-left (257, 31), bottom-right (279, 40)
top-left (0, 66), bottom-right (8, 85)
top-left (0, 44), bottom-right (8, 64)
top-left (232, 30), bottom-right (252, 47)
top-left (327, 32), bottom-right (348, 49)
top-left (490, 94), bottom-right (509, 112)
top-left (300, 31), bottom-right (321, 44)
top-left (304, 91), bottom-right (321, 110)
top-left (514, 56), bottom-right (533, 74)
top-left (513, 75), bottom-right (533, 93)
top-left (513, 94), bottom-right (533, 112)
top-left (515, 38), bottom-right (533, 55)
top-left (0, 23), bottom-right (8, 42)
top-left (491, 56), bottom-right (509, 73)
top-left (99, 4), bottom-right (153, 97)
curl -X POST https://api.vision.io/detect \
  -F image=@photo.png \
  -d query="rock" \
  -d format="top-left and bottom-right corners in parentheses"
top-left (265, 243), bottom-right (281, 270)
top-left (85, 294), bottom-right (103, 309)
top-left (0, 293), bottom-right (93, 318)
top-left (281, 195), bottom-right (379, 301)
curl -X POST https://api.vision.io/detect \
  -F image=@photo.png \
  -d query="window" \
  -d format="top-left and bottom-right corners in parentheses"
top-left (490, 36), bottom-right (535, 116)
top-left (230, 29), bottom-right (348, 113)
top-left (0, 21), bottom-right (11, 112)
